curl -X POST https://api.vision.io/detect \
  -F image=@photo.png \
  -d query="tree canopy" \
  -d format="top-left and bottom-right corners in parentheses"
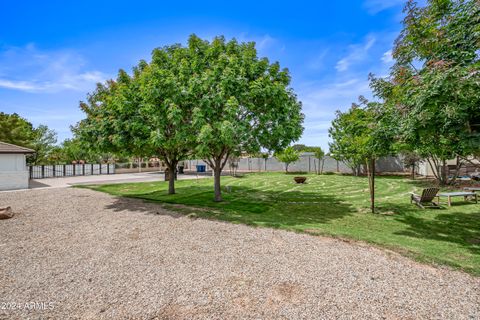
top-left (0, 112), bottom-right (33, 147)
top-left (188, 35), bottom-right (304, 200)
top-left (370, 0), bottom-right (480, 184)
top-left (76, 35), bottom-right (304, 198)
top-left (76, 42), bottom-right (199, 194)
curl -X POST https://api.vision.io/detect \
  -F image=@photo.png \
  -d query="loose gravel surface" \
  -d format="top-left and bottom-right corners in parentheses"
top-left (1, 188), bottom-right (479, 320)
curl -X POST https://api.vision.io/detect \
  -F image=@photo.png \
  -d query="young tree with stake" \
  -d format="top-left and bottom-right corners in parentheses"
top-left (275, 146), bottom-right (300, 173)
top-left (329, 97), bottom-right (395, 213)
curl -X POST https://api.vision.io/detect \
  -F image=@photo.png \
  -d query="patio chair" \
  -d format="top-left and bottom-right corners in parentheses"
top-left (410, 188), bottom-right (440, 209)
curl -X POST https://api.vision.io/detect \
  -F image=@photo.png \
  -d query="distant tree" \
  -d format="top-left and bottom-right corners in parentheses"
top-left (49, 138), bottom-right (102, 164)
top-left (292, 144), bottom-right (307, 152)
top-left (402, 151), bottom-right (422, 180)
top-left (329, 104), bottom-right (368, 176)
top-left (261, 152), bottom-right (270, 171)
top-left (312, 147), bottom-right (325, 174)
top-left (276, 146), bottom-right (300, 173)
top-left (329, 97), bottom-right (395, 213)
top-left (29, 125), bottom-right (57, 165)
top-left (228, 155), bottom-right (240, 177)
top-left (0, 112), bottom-right (59, 164)
top-left (189, 35), bottom-right (304, 201)
top-left (0, 112), bottom-right (34, 147)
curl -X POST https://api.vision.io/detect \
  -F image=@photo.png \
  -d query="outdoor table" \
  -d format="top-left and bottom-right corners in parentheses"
top-left (464, 187), bottom-right (480, 192)
top-left (437, 192), bottom-right (477, 207)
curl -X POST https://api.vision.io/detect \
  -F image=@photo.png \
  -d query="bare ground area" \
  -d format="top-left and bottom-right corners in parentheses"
top-left (0, 188), bottom-right (479, 319)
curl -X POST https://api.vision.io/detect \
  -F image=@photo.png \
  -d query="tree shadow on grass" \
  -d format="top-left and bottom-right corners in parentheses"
top-left (101, 184), bottom-right (356, 229)
top-left (381, 201), bottom-right (480, 256)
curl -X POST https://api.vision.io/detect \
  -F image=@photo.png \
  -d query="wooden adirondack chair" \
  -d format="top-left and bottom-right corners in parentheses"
top-left (410, 188), bottom-right (440, 209)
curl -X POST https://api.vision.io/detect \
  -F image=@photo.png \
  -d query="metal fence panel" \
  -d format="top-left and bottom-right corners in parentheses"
top-left (29, 164), bottom-right (115, 179)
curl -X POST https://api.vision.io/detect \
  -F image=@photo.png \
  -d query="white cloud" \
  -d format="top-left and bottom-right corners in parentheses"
top-left (335, 36), bottom-right (376, 72)
top-left (307, 49), bottom-right (329, 70)
top-left (381, 49), bottom-right (394, 64)
top-left (0, 79), bottom-right (41, 91)
top-left (0, 44), bottom-right (108, 93)
top-left (363, 0), bottom-right (405, 14)
top-left (256, 34), bottom-right (276, 51)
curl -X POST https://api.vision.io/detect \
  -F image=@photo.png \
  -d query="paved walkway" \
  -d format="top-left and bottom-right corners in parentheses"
top-left (27, 172), bottom-right (206, 189)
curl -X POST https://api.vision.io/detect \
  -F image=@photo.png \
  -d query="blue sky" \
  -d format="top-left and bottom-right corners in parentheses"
top-left (0, 0), bottom-right (406, 151)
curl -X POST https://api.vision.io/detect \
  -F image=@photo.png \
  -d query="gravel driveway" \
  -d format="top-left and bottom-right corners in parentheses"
top-left (1, 188), bottom-right (479, 319)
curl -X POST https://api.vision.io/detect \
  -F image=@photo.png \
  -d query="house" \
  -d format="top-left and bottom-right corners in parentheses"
top-left (0, 141), bottom-right (35, 191)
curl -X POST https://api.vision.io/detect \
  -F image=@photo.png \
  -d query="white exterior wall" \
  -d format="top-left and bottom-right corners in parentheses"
top-left (0, 154), bottom-right (29, 190)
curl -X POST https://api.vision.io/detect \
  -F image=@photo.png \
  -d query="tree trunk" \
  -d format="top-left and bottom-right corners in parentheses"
top-left (320, 158), bottom-right (325, 174)
top-left (167, 161), bottom-right (177, 195)
top-left (411, 161), bottom-right (415, 180)
top-left (427, 157), bottom-right (441, 183)
top-left (450, 156), bottom-right (463, 184)
top-left (285, 163), bottom-right (289, 173)
top-left (208, 152), bottom-right (230, 202)
top-left (367, 158), bottom-right (375, 214)
top-left (441, 159), bottom-right (448, 185)
top-left (213, 163), bottom-right (222, 202)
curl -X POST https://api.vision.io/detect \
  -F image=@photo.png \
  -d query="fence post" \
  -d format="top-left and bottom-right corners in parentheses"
top-left (41, 165), bottom-right (45, 178)
top-left (99, 163), bottom-right (102, 175)
top-left (83, 164), bottom-right (85, 176)
top-left (107, 163), bottom-right (110, 174)
top-left (73, 164), bottom-right (76, 176)
top-left (53, 165), bottom-right (56, 177)
top-left (63, 165), bottom-right (66, 176)
top-left (29, 166), bottom-right (33, 179)
top-left (91, 163), bottom-right (94, 175)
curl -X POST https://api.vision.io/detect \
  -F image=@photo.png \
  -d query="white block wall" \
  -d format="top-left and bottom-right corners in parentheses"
top-left (0, 154), bottom-right (29, 191)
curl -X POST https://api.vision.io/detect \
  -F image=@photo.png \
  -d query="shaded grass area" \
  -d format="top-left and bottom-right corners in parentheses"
top-left (82, 173), bottom-right (480, 275)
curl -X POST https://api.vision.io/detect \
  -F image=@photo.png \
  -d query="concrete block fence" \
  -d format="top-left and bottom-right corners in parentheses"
top-left (184, 154), bottom-right (405, 174)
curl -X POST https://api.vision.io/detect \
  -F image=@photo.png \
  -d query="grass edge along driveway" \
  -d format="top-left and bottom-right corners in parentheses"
top-left (81, 173), bottom-right (480, 276)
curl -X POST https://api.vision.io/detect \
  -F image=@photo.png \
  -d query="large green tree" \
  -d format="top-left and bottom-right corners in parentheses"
top-left (329, 97), bottom-right (395, 213)
top-left (77, 35), bottom-right (303, 198)
top-left (370, 0), bottom-right (480, 184)
top-left (188, 36), bottom-right (304, 201)
top-left (29, 125), bottom-right (57, 165)
top-left (76, 44), bottom-right (197, 194)
top-left (0, 112), bottom-right (34, 147)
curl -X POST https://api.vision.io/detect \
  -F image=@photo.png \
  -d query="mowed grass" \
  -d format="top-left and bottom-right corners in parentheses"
top-left (84, 172), bottom-right (480, 275)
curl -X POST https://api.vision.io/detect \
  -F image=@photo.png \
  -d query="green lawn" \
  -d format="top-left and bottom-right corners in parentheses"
top-left (83, 173), bottom-right (480, 275)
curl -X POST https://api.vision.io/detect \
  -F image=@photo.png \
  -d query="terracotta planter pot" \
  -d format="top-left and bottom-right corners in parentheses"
top-left (294, 176), bottom-right (307, 184)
